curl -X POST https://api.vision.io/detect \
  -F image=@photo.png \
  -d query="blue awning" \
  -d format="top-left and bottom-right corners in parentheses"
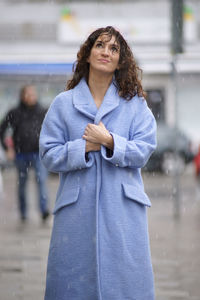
top-left (0, 63), bottom-right (74, 75)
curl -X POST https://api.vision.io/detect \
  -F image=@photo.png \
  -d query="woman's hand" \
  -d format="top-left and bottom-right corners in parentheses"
top-left (83, 122), bottom-right (114, 150)
top-left (85, 141), bottom-right (101, 153)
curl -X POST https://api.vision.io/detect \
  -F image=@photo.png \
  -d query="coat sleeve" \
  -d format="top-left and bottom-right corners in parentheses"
top-left (101, 99), bottom-right (157, 169)
top-left (39, 96), bottom-right (94, 173)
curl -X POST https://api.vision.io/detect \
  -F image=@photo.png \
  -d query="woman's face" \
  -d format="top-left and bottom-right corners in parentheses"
top-left (87, 34), bottom-right (120, 75)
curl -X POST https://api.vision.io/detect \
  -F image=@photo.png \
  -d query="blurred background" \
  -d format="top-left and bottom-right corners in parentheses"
top-left (0, 1), bottom-right (200, 300)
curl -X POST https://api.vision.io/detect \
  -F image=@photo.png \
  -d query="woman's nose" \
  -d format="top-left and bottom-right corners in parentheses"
top-left (102, 47), bottom-right (109, 56)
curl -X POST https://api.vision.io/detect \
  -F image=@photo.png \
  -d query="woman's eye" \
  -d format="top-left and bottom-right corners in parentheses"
top-left (111, 46), bottom-right (118, 53)
top-left (96, 43), bottom-right (103, 48)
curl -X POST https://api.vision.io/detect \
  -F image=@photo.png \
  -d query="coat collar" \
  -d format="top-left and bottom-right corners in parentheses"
top-left (72, 78), bottom-right (120, 124)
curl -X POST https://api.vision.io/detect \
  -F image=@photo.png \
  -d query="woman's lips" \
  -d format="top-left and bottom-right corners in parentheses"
top-left (98, 59), bottom-right (110, 63)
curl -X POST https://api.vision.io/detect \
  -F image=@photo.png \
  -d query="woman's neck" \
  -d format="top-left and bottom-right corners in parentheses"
top-left (88, 71), bottom-right (113, 108)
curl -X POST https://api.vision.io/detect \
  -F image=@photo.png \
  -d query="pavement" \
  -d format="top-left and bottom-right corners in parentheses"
top-left (0, 165), bottom-right (200, 300)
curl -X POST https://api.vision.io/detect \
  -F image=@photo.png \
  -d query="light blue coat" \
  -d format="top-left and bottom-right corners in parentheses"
top-left (39, 78), bottom-right (157, 300)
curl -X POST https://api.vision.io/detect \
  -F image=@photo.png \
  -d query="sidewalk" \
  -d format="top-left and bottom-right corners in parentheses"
top-left (147, 169), bottom-right (200, 300)
top-left (0, 167), bottom-right (200, 300)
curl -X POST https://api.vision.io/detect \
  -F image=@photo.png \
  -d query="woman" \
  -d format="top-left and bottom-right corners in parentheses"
top-left (40, 26), bottom-right (157, 300)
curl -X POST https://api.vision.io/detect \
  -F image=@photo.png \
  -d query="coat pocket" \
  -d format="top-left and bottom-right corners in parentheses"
top-left (122, 183), bottom-right (151, 207)
top-left (53, 186), bottom-right (80, 214)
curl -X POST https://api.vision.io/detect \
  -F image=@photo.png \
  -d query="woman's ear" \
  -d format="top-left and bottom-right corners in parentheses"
top-left (87, 56), bottom-right (90, 63)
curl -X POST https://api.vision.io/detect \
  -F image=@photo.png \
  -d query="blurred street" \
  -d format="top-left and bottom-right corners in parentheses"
top-left (0, 165), bottom-right (200, 300)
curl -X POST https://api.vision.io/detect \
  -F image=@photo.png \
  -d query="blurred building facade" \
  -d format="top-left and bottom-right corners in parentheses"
top-left (0, 0), bottom-right (200, 146)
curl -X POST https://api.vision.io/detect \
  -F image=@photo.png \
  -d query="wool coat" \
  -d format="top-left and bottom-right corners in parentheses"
top-left (39, 78), bottom-right (157, 300)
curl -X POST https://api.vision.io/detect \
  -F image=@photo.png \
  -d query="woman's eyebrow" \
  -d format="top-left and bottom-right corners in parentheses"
top-left (96, 40), bottom-right (119, 48)
top-left (111, 43), bottom-right (119, 48)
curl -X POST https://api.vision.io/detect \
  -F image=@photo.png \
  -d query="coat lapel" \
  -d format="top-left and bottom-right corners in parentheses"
top-left (72, 79), bottom-right (97, 121)
top-left (72, 78), bottom-right (120, 124)
top-left (94, 81), bottom-right (120, 124)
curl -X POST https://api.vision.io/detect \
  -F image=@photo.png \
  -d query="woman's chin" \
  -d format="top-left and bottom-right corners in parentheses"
top-left (91, 67), bottom-right (115, 77)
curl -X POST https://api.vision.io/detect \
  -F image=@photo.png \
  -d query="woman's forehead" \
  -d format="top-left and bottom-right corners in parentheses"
top-left (96, 34), bottom-right (119, 46)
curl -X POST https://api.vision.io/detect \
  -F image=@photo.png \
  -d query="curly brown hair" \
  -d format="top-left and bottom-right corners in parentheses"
top-left (66, 26), bottom-right (145, 100)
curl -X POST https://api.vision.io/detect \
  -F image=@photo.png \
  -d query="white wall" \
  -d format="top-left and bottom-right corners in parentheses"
top-left (177, 74), bottom-right (200, 145)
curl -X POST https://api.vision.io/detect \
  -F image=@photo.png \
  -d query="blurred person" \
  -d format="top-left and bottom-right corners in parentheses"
top-left (0, 85), bottom-right (49, 222)
top-left (40, 26), bottom-right (157, 300)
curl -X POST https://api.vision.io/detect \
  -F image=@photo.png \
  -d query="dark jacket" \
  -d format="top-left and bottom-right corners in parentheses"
top-left (0, 102), bottom-right (47, 153)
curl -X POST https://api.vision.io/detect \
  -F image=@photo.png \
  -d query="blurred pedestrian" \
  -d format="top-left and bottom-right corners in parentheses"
top-left (40, 26), bottom-right (157, 299)
top-left (0, 85), bottom-right (49, 222)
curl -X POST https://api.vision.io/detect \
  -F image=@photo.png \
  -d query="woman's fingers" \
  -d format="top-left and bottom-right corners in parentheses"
top-left (83, 122), bottom-right (109, 144)
top-left (83, 134), bottom-right (92, 141)
top-left (99, 121), bottom-right (105, 128)
top-left (84, 128), bottom-right (88, 135)
top-left (84, 124), bottom-right (94, 135)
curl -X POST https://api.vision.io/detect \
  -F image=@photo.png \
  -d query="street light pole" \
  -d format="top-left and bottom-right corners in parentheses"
top-left (171, 0), bottom-right (183, 55)
top-left (171, 54), bottom-right (181, 218)
top-left (171, 0), bottom-right (183, 219)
